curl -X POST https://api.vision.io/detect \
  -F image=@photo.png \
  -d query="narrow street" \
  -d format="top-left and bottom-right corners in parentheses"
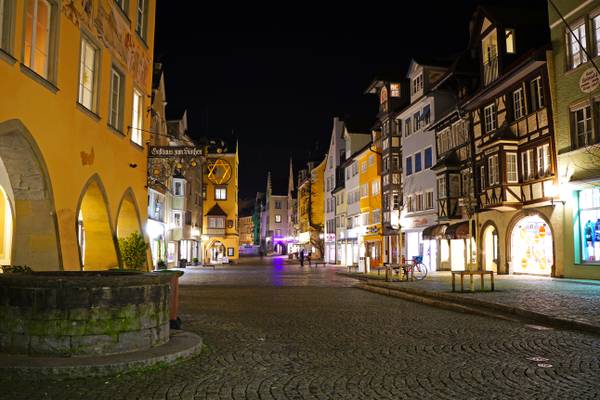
top-left (2, 257), bottom-right (599, 400)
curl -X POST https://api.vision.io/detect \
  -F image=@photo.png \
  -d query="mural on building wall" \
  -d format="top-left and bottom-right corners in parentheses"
top-left (63, 0), bottom-right (151, 89)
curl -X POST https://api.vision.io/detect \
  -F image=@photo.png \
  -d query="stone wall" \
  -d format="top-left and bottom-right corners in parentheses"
top-left (0, 272), bottom-right (171, 356)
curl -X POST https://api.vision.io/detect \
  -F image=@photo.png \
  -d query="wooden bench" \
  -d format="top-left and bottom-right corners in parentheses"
top-left (201, 263), bottom-right (217, 270)
top-left (311, 261), bottom-right (327, 268)
top-left (451, 270), bottom-right (495, 292)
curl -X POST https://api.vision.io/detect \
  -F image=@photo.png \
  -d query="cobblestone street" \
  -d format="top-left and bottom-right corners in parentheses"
top-left (1, 257), bottom-right (600, 399)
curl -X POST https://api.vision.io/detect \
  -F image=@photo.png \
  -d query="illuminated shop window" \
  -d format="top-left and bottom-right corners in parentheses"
top-left (579, 188), bottom-right (600, 263)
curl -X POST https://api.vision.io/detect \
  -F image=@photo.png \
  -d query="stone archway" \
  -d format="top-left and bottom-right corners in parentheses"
top-left (0, 120), bottom-right (61, 270)
top-left (115, 188), bottom-right (149, 270)
top-left (116, 188), bottom-right (143, 240)
top-left (76, 174), bottom-right (119, 270)
top-left (479, 221), bottom-right (499, 273)
top-left (506, 211), bottom-right (554, 276)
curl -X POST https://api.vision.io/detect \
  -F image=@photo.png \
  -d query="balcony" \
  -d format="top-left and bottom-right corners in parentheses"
top-left (483, 57), bottom-right (498, 86)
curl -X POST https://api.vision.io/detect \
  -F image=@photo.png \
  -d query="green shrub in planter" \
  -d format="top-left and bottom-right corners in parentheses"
top-left (157, 259), bottom-right (167, 270)
top-left (118, 232), bottom-right (149, 271)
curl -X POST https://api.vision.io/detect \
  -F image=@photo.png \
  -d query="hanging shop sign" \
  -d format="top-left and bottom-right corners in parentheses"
top-left (579, 68), bottom-right (600, 94)
top-left (149, 146), bottom-right (205, 158)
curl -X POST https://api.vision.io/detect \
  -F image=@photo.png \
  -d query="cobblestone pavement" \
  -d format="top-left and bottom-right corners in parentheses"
top-left (368, 271), bottom-right (600, 327)
top-left (1, 257), bottom-right (600, 399)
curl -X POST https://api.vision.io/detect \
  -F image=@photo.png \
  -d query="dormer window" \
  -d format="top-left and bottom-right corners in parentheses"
top-left (391, 83), bottom-right (401, 97)
top-left (505, 29), bottom-right (516, 53)
top-left (380, 86), bottom-right (389, 112)
top-left (412, 74), bottom-right (423, 95)
top-left (482, 30), bottom-right (499, 85)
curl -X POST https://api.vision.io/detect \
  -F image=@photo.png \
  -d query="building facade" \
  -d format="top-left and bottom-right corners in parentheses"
top-left (202, 141), bottom-right (239, 263)
top-left (465, 6), bottom-right (558, 276)
top-left (297, 159), bottom-right (326, 258)
top-left (396, 59), bottom-right (453, 271)
top-left (260, 172), bottom-right (290, 254)
top-left (238, 215), bottom-right (254, 246)
top-left (548, 0), bottom-right (600, 279)
top-left (0, 0), bottom-right (156, 270)
top-left (324, 117), bottom-right (346, 263)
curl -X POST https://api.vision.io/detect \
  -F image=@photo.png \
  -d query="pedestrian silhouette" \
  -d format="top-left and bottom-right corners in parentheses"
top-left (307, 252), bottom-right (312, 267)
top-left (299, 249), bottom-right (305, 267)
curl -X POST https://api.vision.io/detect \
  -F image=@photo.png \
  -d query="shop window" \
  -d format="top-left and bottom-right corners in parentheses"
top-left (167, 242), bottom-right (175, 262)
top-left (511, 215), bottom-right (553, 275)
top-left (579, 188), bottom-right (600, 263)
top-left (227, 247), bottom-right (234, 257)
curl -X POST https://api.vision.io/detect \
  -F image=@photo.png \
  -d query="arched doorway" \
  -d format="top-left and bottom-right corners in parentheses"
top-left (116, 189), bottom-right (143, 240)
top-left (207, 240), bottom-right (226, 263)
top-left (481, 223), bottom-right (498, 272)
top-left (0, 185), bottom-right (13, 265)
top-left (509, 214), bottom-right (553, 276)
top-left (0, 120), bottom-right (61, 270)
top-left (76, 175), bottom-right (119, 270)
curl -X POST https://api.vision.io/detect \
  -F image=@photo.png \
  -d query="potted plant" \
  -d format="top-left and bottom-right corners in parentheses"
top-left (156, 259), bottom-right (167, 270)
top-left (118, 232), bottom-right (149, 271)
top-left (192, 257), bottom-right (199, 266)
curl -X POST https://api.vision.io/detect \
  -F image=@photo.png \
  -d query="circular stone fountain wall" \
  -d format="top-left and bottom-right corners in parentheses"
top-left (0, 271), bottom-right (171, 356)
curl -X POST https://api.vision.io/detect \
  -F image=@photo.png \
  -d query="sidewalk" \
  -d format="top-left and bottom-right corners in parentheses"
top-left (342, 271), bottom-right (600, 334)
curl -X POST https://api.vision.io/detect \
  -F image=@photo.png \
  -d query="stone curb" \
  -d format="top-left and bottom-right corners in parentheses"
top-left (348, 276), bottom-right (600, 336)
top-left (0, 330), bottom-right (203, 379)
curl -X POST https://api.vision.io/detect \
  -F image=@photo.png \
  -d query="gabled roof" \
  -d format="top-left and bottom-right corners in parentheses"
top-left (206, 204), bottom-right (228, 216)
top-left (364, 71), bottom-right (405, 94)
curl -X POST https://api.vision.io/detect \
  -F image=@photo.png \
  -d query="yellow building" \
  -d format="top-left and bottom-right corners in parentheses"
top-left (357, 137), bottom-right (383, 267)
top-left (0, 0), bottom-right (156, 270)
top-left (202, 142), bottom-right (239, 263)
top-left (238, 215), bottom-right (254, 246)
top-left (297, 158), bottom-right (326, 258)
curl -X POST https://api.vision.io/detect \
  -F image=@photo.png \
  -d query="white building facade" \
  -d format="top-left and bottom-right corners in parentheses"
top-left (324, 117), bottom-right (346, 263)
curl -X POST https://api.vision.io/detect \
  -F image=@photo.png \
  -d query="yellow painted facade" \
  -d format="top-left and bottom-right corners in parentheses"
top-left (202, 147), bottom-right (239, 263)
top-left (298, 158), bottom-right (326, 257)
top-left (0, 0), bottom-right (156, 271)
top-left (358, 143), bottom-right (383, 266)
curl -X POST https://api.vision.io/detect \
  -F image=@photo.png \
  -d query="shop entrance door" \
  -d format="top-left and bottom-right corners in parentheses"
top-left (510, 215), bottom-right (553, 275)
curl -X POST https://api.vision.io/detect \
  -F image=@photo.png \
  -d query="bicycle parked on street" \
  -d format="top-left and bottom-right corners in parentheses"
top-left (400, 256), bottom-right (428, 281)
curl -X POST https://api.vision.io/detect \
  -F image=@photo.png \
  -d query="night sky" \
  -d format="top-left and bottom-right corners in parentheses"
top-left (153, 0), bottom-right (547, 205)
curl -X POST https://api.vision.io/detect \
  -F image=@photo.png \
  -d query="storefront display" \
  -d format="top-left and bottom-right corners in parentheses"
top-left (579, 188), bottom-right (600, 263)
top-left (510, 215), bottom-right (553, 275)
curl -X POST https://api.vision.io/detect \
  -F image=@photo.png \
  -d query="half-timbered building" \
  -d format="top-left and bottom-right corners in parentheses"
top-left (463, 6), bottom-right (560, 276)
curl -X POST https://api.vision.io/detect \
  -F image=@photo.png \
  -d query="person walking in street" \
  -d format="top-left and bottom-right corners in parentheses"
top-left (299, 249), bottom-right (305, 267)
top-left (307, 252), bottom-right (312, 267)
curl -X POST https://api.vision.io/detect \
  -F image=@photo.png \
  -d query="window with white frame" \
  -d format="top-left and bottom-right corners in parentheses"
top-left (413, 112), bottom-right (421, 132)
top-left (522, 149), bottom-right (535, 181)
top-left (506, 153), bottom-right (518, 183)
top-left (505, 28), bottom-right (516, 53)
top-left (415, 193), bottom-right (423, 211)
top-left (352, 162), bottom-right (358, 176)
top-left (361, 161), bottom-right (367, 173)
top-left (392, 173), bottom-right (400, 185)
top-left (437, 176), bottom-right (446, 198)
top-left (414, 152), bottom-right (422, 173)
top-left (572, 105), bottom-right (593, 149)
top-left (425, 191), bottom-right (434, 209)
top-left (421, 105), bottom-right (431, 126)
top-left (136, 0), bottom-right (148, 41)
top-left (215, 186), bottom-right (227, 200)
top-left (480, 165), bottom-right (486, 190)
top-left (362, 213), bottom-right (369, 226)
top-left (513, 87), bottom-right (525, 120)
top-left (372, 209), bottom-right (381, 224)
top-left (568, 21), bottom-right (587, 69)
top-left (391, 136), bottom-right (400, 147)
top-left (404, 119), bottom-right (411, 136)
top-left (109, 67), bottom-right (124, 130)
top-left (360, 183), bottom-right (369, 198)
top-left (412, 74), bottom-right (423, 95)
top-left (371, 180), bottom-right (380, 196)
top-left (172, 211), bottom-right (182, 228)
top-left (407, 195), bottom-right (414, 212)
top-left (275, 214), bottom-right (282, 223)
top-left (78, 36), bottom-right (99, 111)
top-left (24, 0), bottom-right (56, 79)
top-left (208, 216), bottom-right (225, 229)
top-left (131, 89), bottom-right (143, 145)
top-left (594, 15), bottom-right (600, 57)
top-left (530, 76), bottom-right (544, 111)
top-left (488, 155), bottom-right (499, 185)
top-left (424, 147), bottom-right (433, 169)
top-left (173, 179), bottom-right (185, 196)
top-left (392, 155), bottom-right (400, 170)
top-left (392, 192), bottom-right (399, 210)
top-left (537, 143), bottom-right (551, 177)
top-left (483, 103), bottom-right (497, 133)
top-left (383, 175), bottom-right (389, 186)
top-left (391, 83), bottom-right (401, 97)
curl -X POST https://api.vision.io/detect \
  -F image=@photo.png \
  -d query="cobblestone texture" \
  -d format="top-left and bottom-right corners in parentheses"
top-left (1, 257), bottom-right (599, 399)
top-left (372, 272), bottom-right (600, 327)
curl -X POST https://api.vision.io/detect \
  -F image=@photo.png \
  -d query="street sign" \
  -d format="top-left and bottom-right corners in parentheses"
top-left (148, 146), bottom-right (204, 158)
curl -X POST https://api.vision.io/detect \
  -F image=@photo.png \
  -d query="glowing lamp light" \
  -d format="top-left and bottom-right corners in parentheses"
top-left (201, 235), bottom-right (210, 242)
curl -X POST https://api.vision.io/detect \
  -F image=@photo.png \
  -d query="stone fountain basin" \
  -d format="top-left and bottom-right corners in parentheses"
top-left (0, 271), bottom-right (172, 357)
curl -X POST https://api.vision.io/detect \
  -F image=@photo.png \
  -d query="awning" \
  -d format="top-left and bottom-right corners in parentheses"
top-left (422, 224), bottom-right (448, 240)
top-left (445, 220), bottom-right (476, 240)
